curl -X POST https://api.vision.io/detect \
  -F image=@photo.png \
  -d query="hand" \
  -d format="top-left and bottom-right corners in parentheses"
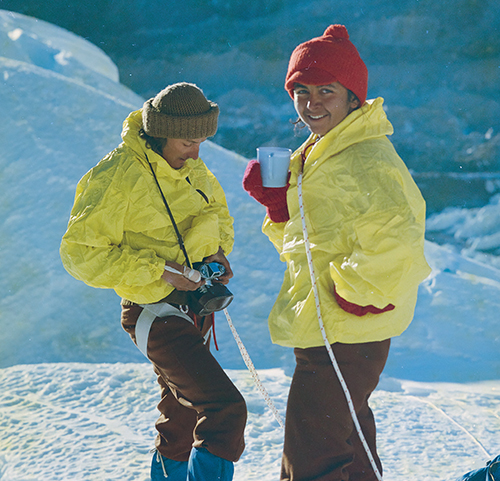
top-left (203, 247), bottom-right (233, 285)
top-left (242, 160), bottom-right (290, 223)
top-left (333, 285), bottom-right (395, 317)
top-left (161, 260), bottom-right (205, 291)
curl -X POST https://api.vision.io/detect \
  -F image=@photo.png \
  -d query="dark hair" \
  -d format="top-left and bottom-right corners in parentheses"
top-left (347, 90), bottom-right (360, 110)
top-left (139, 128), bottom-right (168, 156)
top-left (291, 117), bottom-right (307, 134)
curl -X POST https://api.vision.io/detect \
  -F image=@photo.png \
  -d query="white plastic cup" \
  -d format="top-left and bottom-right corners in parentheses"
top-left (257, 147), bottom-right (292, 188)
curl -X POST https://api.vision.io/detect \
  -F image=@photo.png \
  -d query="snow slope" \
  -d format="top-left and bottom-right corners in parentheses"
top-left (0, 11), bottom-right (498, 481)
top-left (0, 364), bottom-right (498, 481)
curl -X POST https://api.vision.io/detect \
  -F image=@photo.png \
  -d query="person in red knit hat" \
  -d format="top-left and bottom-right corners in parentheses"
top-left (243, 25), bottom-right (430, 480)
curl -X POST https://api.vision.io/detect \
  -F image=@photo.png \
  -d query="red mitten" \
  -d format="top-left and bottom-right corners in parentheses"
top-left (333, 285), bottom-right (395, 317)
top-left (242, 160), bottom-right (290, 223)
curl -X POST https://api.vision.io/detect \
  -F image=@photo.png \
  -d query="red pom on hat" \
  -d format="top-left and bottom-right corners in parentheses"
top-left (285, 24), bottom-right (368, 106)
top-left (324, 24), bottom-right (350, 39)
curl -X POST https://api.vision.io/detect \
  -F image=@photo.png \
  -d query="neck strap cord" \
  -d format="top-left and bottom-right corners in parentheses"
top-left (145, 154), bottom-right (192, 269)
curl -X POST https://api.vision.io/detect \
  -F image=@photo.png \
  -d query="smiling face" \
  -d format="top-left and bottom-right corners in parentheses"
top-left (161, 137), bottom-right (207, 169)
top-left (293, 82), bottom-right (360, 136)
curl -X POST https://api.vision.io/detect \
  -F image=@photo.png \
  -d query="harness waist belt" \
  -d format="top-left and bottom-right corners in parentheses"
top-left (136, 302), bottom-right (194, 358)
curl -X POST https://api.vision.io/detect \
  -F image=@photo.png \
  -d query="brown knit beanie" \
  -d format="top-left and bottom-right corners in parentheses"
top-left (142, 82), bottom-right (219, 139)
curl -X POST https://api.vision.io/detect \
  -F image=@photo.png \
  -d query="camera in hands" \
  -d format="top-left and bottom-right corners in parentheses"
top-left (190, 262), bottom-right (234, 316)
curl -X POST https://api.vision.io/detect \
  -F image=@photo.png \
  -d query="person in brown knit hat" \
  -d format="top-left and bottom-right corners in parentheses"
top-left (139, 82), bottom-right (220, 170)
top-left (243, 25), bottom-right (430, 481)
top-left (142, 82), bottom-right (219, 139)
top-left (60, 82), bottom-right (246, 481)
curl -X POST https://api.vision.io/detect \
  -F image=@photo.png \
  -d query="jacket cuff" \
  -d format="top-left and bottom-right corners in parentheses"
top-left (266, 204), bottom-right (290, 223)
top-left (333, 285), bottom-right (395, 317)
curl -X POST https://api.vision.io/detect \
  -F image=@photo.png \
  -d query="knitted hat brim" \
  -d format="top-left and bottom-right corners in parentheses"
top-left (285, 68), bottom-right (338, 98)
top-left (142, 100), bottom-right (219, 139)
top-left (284, 25), bottom-right (368, 106)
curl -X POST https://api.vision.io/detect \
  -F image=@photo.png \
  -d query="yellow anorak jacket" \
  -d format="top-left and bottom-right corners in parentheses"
top-left (60, 110), bottom-right (234, 304)
top-left (263, 98), bottom-right (431, 348)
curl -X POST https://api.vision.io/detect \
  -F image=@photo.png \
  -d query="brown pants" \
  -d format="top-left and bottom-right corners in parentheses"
top-left (121, 301), bottom-right (246, 463)
top-left (281, 340), bottom-right (391, 481)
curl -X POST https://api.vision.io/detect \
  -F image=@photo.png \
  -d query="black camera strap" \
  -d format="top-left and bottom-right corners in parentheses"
top-left (144, 155), bottom-right (235, 316)
top-left (145, 154), bottom-right (192, 269)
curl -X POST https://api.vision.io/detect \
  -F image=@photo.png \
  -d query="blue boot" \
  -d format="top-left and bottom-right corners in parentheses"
top-left (187, 447), bottom-right (234, 481)
top-left (150, 450), bottom-right (188, 481)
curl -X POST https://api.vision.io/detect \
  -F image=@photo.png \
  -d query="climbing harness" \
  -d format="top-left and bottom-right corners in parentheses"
top-left (135, 302), bottom-right (199, 359)
top-left (135, 300), bottom-right (213, 359)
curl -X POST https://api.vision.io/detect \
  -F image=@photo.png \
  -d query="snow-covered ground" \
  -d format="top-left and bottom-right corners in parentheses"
top-left (1, 364), bottom-right (498, 481)
top-left (0, 10), bottom-right (499, 481)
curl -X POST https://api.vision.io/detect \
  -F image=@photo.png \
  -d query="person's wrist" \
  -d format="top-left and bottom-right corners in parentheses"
top-left (164, 263), bottom-right (202, 283)
top-left (266, 204), bottom-right (290, 223)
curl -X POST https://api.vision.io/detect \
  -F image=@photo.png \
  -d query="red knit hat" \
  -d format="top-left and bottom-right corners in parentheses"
top-left (284, 25), bottom-right (368, 106)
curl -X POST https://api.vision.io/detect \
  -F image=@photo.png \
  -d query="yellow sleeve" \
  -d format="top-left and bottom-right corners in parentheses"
top-left (262, 216), bottom-right (286, 255)
top-left (329, 172), bottom-right (430, 308)
top-left (206, 169), bottom-right (234, 255)
top-left (60, 162), bottom-right (164, 290)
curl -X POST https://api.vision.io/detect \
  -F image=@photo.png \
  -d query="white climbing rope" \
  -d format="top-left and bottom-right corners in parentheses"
top-left (224, 308), bottom-right (285, 429)
top-left (410, 395), bottom-right (491, 460)
top-left (297, 168), bottom-right (383, 481)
